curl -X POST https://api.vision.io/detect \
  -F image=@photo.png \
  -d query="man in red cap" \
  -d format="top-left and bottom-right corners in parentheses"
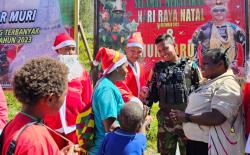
top-left (44, 33), bottom-right (93, 149)
top-left (116, 32), bottom-right (148, 104)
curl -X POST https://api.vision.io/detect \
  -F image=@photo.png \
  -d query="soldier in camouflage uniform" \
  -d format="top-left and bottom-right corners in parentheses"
top-left (148, 34), bottom-right (200, 155)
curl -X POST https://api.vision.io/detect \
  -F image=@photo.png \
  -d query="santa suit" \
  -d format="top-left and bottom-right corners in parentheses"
top-left (44, 68), bottom-right (92, 149)
top-left (116, 61), bottom-right (147, 103)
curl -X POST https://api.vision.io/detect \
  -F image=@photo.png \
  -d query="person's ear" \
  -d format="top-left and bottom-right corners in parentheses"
top-left (136, 121), bottom-right (143, 132)
top-left (124, 46), bottom-right (129, 54)
top-left (47, 93), bottom-right (56, 105)
top-left (37, 94), bottom-right (55, 111)
top-left (116, 67), bottom-right (120, 73)
top-left (218, 60), bottom-right (224, 67)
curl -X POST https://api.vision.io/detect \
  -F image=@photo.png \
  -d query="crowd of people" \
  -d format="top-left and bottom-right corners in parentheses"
top-left (0, 32), bottom-right (153, 155)
top-left (0, 1), bottom-right (249, 154)
top-left (0, 29), bottom-right (248, 155)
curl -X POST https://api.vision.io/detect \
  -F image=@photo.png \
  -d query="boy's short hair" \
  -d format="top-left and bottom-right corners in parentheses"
top-left (155, 33), bottom-right (174, 45)
top-left (13, 57), bottom-right (68, 106)
top-left (118, 101), bottom-right (144, 132)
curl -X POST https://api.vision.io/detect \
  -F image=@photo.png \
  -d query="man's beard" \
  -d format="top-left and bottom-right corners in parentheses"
top-left (58, 55), bottom-right (83, 81)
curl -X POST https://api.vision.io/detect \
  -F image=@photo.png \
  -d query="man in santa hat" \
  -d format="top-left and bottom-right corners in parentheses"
top-left (116, 32), bottom-right (148, 104)
top-left (44, 33), bottom-right (93, 149)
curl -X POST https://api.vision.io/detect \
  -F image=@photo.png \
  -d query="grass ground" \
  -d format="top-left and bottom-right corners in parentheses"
top-left (5, 92), bottom-right (21, 120)
top-left (146, 103), bottom-right (159, 151)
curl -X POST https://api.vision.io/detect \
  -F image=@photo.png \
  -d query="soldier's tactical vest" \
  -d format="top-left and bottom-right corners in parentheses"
top-left (153, 58), bottom-right (196, 105)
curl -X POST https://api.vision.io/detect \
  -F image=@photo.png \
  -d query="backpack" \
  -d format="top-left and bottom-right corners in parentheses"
top-left (76, 105), bottom-right (95, 151)
top-left (0, 121), bottom-right (37, 155)
top-left (0, 121), bottom-right (9, 154)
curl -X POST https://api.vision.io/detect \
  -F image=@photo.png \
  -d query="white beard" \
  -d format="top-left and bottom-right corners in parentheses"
top-left (58, 55), bottom-right (83, 81)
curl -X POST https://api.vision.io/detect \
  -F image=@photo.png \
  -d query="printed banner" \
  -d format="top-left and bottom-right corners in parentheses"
top-left (0, 0), bottom-right (78, 88)
top-left (96, 0), bottom-right (248, 80)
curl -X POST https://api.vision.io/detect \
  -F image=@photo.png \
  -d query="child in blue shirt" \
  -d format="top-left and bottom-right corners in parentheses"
top-left (98, 101), bottom-right (151, 155)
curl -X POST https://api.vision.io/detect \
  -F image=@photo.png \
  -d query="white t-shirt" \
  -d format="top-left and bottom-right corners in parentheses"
top-left (183, 82), bottom-right (212, 143)
top-left (183, 69), bottom-right (245, 155)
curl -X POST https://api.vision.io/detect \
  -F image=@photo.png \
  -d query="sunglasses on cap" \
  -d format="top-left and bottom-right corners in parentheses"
top-left (212, 8), bottom-right (226, 13)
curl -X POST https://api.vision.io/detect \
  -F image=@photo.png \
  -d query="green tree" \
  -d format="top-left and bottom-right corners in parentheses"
top-left (79, 0), bottom-right (94, 33)
top-left (79, 34), bottom-right (94, 71)
top-left (79, 0), bottom-right (95, 70)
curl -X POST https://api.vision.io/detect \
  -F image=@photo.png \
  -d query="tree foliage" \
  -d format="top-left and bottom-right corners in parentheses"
top-left (78, 0), bottom-right (95, 70)
top-left (79, 34), bottom-right (94, 71)
top-left (79, 0), bottom-right (94, 33)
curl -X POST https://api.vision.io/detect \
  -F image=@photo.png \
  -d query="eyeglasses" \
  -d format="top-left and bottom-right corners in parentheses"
top-left (212, 8), bottom-right (226, 13)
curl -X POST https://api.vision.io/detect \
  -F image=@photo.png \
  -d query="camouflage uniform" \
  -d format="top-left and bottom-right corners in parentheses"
top-left (192, 21), bottom-right (246, 65)
top-left (148, 59), bottom-right (200, 155)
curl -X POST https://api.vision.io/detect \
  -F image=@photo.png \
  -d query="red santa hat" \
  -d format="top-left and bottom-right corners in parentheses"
top-left (93, 47), bottom-right (127, 76)
top-left (127, 32), bottom-right (144, 50)
top-left (53, 33), bottom-right (76, 50)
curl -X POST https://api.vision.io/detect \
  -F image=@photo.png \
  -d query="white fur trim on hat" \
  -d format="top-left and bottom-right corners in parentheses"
top-left (103, 56), bottom-right (127, 75)
top-left (127, 42), bottom-right (143, 50)
top-left (53, 40), bottom-right (76, 51)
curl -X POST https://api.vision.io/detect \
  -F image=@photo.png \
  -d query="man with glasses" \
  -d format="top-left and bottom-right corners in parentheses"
top-left (192, 0), bottom-right (245, 76)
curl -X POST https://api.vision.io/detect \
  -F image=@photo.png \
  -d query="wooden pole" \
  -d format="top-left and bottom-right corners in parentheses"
top-left (94, 0), bottom-right (99, 58)
top-left (78, 22), bottom-right (93, 62)
top-left (89, 0), bottom-right (100, 86)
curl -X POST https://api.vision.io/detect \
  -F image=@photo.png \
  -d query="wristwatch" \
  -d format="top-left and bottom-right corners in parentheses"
top-left (185, 113), bottom-right (192, 122)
